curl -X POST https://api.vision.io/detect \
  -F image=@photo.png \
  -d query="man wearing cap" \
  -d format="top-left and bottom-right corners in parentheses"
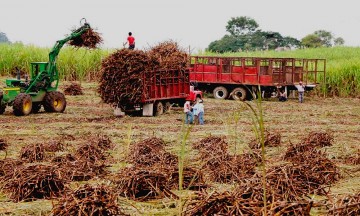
top-left (295, 81), bottom-right (305, 103)
top-left (194, 99), bottom-right (205, 125)
top-left (184, 100), bottom-right (193, 124)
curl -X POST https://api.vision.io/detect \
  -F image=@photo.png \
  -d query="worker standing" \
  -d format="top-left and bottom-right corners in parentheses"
top-left (126, 32), bottom-right (135, 50)
top-left (184, 101), bottom-right (193, 124)
top-left (295, 81), bottom-right (305, 103)
top-left (192, 100), bottom-right (198, 124)
top-left (197, 100), bottom-right (205, 125)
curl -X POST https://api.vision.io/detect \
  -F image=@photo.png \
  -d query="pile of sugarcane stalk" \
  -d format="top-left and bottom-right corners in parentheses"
top-left (1, 164), bottom-right (67, 202)
top-left (51, 184), bottom-right (126, 216)
top-left (63, 82), bottom-right (83, 96)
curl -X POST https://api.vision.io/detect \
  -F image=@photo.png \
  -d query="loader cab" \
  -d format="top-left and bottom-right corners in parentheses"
top-left (31, 62), bottom-right (48, 79)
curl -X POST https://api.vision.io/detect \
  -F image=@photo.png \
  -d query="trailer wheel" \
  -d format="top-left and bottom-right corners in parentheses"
top-left (13, 93), bottom-right (32, 116)
top-left (213, 86), bottom-right (228, 99)
top-left (154, 101), bottom-right (164, 116)
top-left (43, 91), bottom-right (66, 113)
top-left (164, 102), bottom-right (172, 112)
top-left (32, 103), bottom-right (42, 113)
top-left (230, 87), bottom-right (247, 101)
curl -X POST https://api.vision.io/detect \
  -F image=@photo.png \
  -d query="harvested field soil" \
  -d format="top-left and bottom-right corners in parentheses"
top-left (51, 184), bottom-right (126, 216)
top-left (0, 81), bottom-right (359, 215)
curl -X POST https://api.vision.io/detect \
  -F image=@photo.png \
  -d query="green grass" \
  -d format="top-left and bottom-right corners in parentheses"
top-left (1, 44), bottom-right (360, 96)
top-left (0, 43), bottom-right (112, 81)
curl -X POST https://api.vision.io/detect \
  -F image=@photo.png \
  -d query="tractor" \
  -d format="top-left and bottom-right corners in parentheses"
top-left (0, 19), bottom-right (91, 116)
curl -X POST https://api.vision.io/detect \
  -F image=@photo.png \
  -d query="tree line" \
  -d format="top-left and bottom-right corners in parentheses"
top-left (0, 32), bottom-right (10, 43)
top-left (208, 16), bottom-right (345, 53)
top-left (1, 17), bottom-right (346, 52)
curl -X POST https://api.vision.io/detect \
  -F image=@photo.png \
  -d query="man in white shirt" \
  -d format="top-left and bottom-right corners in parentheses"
top-left (184, 101), bottom-right (193, 124)
top-left (295, 81), bottom-right (305, 103)
top-left (193, 100), bottom-right (205, 125)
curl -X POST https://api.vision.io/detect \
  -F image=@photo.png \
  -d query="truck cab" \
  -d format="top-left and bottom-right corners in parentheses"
top-left (186, 86), bottom-right (202, 102)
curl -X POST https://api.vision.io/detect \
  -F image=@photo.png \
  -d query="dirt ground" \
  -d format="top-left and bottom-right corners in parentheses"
top-left (0, 82), bottom-right (359, 215)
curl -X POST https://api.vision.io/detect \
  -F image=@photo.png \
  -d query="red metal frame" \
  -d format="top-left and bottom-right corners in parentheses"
top-left (190, 56), bottom-right (326, 86)
top-left (141, 69), bottom-right (194, 103)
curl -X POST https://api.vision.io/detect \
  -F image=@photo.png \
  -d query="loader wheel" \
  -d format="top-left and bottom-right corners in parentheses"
top-left (31, 103), bottom-right (42, 113)
top-left (0, 104), bottom-right (5, 114)
top-left (213, 86), bottom-right (228, 99)
top-left (43, 91), bottom-right (66, 113)
top-left (230, 87), bottom-right (247, 101)
top-left (154, 101), bottom-right (164, 116)
top-left (13, 93), bottom-right (32, 116)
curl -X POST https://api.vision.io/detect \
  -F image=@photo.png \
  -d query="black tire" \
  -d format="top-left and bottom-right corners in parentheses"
top-left (0, 104), bottom-right (5, 114)
top-left (32, 103), bottom-right (42, 113)
top-left (164, 102), bottom-right (172, 112)
top-left (13, 93), bottom-right (32, 116)
top-left (0, 92), bottom-right (4, 114)
top-left (230, 87), bottom-right (247, 101)
top-left (43, 91), bottom-right (66, 113)
top-left (154, 101), bottom-right (164, 116)
top-left (213, 86), bottom-right (228, 99)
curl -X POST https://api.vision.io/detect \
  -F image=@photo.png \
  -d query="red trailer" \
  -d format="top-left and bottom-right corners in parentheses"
top-left (189, 56), bottom-right (326, 100)
top-left (117, 69), bottom-right (202, 116)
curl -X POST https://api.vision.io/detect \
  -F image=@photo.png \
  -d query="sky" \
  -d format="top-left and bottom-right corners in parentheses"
top-left (1, 0), bottom-right (360, 53)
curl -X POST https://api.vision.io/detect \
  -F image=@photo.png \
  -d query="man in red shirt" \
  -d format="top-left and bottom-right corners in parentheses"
top-left (126, 32), bottom-right (135, 50)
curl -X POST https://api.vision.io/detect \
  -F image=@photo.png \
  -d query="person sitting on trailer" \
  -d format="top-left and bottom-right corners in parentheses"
top-left (278, 89), bottom-right (287, 102)
top-left (184, 101), bottom-right (193, 124)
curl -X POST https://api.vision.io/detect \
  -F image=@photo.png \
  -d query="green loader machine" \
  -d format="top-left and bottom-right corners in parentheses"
top-left (0, 20), bottom-right (91, 116)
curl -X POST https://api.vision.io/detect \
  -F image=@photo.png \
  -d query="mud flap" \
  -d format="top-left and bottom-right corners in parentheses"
top-left (142, 103), bottom-right (154, 116)
top-left (114, 107), bottom-right (125, 117)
